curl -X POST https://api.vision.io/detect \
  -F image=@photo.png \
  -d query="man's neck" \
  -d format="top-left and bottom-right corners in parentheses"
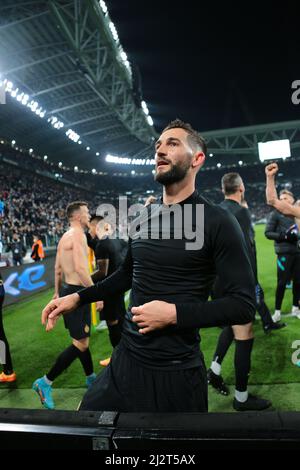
top-left (162, 179), bottom-right (195, 205)
top-left (70, 221), bottom-right (84, 231)
top-left (225, 194), bottom-right (241, 204)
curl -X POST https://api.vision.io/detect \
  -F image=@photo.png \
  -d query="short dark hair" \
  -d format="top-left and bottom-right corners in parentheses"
top-left (162, 119), bottom-right (207, 156)
top-left (90, 214), bottom-right (104, 224)
top-left (66, 201), bottom-right (88, 220)
top-left (279, 189), bottom-right (294, 199)
top-left (221, 173), bottom-right (243, 196)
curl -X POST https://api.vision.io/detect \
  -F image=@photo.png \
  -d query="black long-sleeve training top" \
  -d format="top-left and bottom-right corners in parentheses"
top-left (265, 210), bottom-right (299, 255)
top-left (219, 199), bottom-right (257, 281)
top-left (78, 191), bottom-right (256, 369)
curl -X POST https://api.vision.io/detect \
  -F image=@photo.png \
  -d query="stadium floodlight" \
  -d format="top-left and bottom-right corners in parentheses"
top-left (132, 159), bottom-right (146, 165)
top-left (99, 0), bottom-right (108, 14)
top-left (78, 140), bottom-right (82, 145)
top-left (141, 101), bottom-right (149, 115)
top-left (43, 155), bottom-right (48, 160)
top-left (66, 129), bottom-right (80, 143)
top-left (147, 116), bottom-right (154, 126)
top-left (131, 170), bottom-right (135, 175)
top-left (109, 21), bottom-right (119, 42)
top-left (92, 168), bottom-right (97, 174)
top-left (58, 162), bottom-right (63, 167)
top-left (74, 166), bottom-right (78, 171)
top-left (209, 153), bottom-right (214, 157)
top-left (106, 154), bottom-right (130, 164)
top-left (48, 116), bottom-right (64, 129)
top-left (21, 94), bottom-right (29, 106)
top-left (5, 81), bottom-right (13, 92)
top-left (258, 139), bottom-right (291, 162)
top-left (120, 51), bottom-right (128, 62)
top-left (217, 163), bottom-right (221, 168)
top-left (105, 154), bottom-right (155, 165)
top-left (238, 160), bottom-right (243, 166)
top-left (96, 152), bottom-right (100, 156)
top-left (86, 146), bottom-right (90, 151)
top-left (11, 140), bottom-right (16, 145)
top-left (29, 148), bottom-right (33, 153)
top-left (152, 169), bottom-right (155, 175)
top-left (11, 88), bottom-right (18, 98)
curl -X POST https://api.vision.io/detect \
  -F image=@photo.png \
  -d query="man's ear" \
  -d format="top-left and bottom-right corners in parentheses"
top-left (192, 151), bottom-right (205, 170)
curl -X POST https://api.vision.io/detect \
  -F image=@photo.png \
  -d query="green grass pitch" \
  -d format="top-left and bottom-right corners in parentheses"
top-left (1, 225), bottom-right (300, 412)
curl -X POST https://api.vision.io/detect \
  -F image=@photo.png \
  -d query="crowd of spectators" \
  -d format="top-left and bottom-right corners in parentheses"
top-left (1, 141), bottom-right (299, 256)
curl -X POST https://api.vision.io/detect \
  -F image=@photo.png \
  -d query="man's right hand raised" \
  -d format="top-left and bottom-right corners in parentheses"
top-left (42, 293), bottom-right (80, 331)
top-left (265, 162), bottom-right (278, 178)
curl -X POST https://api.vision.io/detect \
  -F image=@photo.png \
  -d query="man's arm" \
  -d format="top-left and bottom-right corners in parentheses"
top-left (77, 239), bottom-right (133, 303)
top-left (73, 230), bottom-right (93, 288)
top-left (54, 245), bottom-right (63, 299)
top-left (265, 162), bottom-right (279, 206)
top-left (174, 212), bottom-right (256, 328)
top-left (42, 240), bottom-right (133, 330)
top-left (264, 211), bottom-right (283, 241)
top-left (91, 258), bottom-right (109, 282)
top-left (131, 212), bottom-right (256, 334)
top-left (91, 240), bottom-right (110, 282)
top-left (265, 163), bottom-right (300, 217)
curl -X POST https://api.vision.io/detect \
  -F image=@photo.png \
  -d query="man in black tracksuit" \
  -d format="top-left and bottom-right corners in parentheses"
top-left (265, 189), bottom-right (300, 322)
top-left (7, 233), bottom-right (26, 266)
top-left (42, 120), bottom-right (256, 413)
top-left (87, 215), bottom-right (126, 351)
top-left (208, 173), bottom-right (284, 410)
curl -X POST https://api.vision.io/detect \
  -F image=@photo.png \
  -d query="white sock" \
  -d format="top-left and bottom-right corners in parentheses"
top-left (211, 360), bottom-right (221, 376)
top-left (292, 305), bottom-right (299, 312)
top-left (44, 375), bottom-right (53, 386)
top-left (274, 309), bottom-right (281, 316)
top-left (235, 390), bottom-right (248, 403)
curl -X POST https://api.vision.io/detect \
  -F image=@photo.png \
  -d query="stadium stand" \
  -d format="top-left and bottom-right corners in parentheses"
top-left (1, 139), bottom-right (300, 254)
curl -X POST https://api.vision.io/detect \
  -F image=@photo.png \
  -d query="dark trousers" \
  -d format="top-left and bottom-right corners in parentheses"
top-left (0, 296), bottom-right (13, 373)
top-left (13, 258), bottom-right (23, 266)
top-left (80, 342), bottom-right (208, 412)
top-left (276, 254), bottom-right (300, 309)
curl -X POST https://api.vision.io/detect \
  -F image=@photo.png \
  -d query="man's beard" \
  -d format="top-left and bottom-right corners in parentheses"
top-left (154, 161), bottom-right (190, 185)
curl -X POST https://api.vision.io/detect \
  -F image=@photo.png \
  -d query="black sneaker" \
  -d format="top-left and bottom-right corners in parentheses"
top-left (207, 368), bottom-right (229, 396)
top-left (263, 322), bottom-right (287, 334)
top-left (233, 393), bottom-right (272, 411)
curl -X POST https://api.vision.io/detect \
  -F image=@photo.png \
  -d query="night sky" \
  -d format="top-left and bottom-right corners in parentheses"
top-left (106, 0), bottom-right (300, 134)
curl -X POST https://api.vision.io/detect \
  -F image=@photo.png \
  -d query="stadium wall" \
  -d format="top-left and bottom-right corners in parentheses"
top-left (2, 258), bottom-right (55, 306)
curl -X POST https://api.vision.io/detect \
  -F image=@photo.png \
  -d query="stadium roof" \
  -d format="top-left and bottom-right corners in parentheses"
top-left (0, 0), bottom-right (157, 169)
top-left (1, 1), bottom-right (300, 174)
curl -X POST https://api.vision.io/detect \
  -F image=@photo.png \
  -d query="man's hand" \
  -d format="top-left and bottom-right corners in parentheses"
top-left (96, 301), bottom-right (104, 312)
top-left (265, 163), bottom-right (278, 178)
top-left (42, 293), bottom-right (80, 331)
top-left (144, 195), bottom-right (157, 207)
top-left (131, 300), bottom-right (177, 334)
top-left (284, 224), bottom-right (299, 243)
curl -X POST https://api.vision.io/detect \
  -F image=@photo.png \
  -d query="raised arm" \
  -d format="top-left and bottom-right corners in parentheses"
top-left (265, 163), bottom-right (300, 217)
top-left (265, 162), bottom-right (279, 206)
